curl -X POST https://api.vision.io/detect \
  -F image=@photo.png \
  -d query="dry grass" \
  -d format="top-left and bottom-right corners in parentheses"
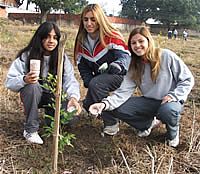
top-left (0, 18), bottom-right (200, 174)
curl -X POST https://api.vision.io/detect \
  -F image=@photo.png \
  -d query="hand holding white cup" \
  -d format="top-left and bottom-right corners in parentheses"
top-left (30, 59), bottom-right (40, 77)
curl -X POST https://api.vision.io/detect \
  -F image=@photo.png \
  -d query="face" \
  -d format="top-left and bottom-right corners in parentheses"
top-left (42, 29), bottom-right (58, 55)
top-left (130, 33), bottom-right (149, 57)
top-left (83, 11), bottom-right (99, 39)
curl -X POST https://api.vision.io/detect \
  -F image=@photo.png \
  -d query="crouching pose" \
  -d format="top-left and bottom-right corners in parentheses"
top-left (74, 4), bottom-right (131, 112)
top-left (5, 22), bottom-right (81, 144)
top-left (89, 26), bottom-right (194, 147)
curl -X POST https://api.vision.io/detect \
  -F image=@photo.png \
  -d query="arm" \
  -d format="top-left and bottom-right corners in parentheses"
top-left (107, 38), bottom-right (131, 75)
top-left (89, 73), bottom-right (136, 114)
top-left (167, 50), bottom-right (194, 102)
top-left (112, 49), bottom-right (131, 72)
top-left (78, 57), bottom-right (94, 88)
top-left (5, 57), bottom-right (27, 92)
top-left (62, 54), bottom-right (80, 101)
top-left (63, 54), bottom-right (81, 114)
top-left (102, 73), bottom-right (136, 110)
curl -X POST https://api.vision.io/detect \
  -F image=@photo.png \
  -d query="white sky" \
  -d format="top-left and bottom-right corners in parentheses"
top-left (13, 0), bottom-right (122, 16)
top-left (87, 0), bottom-right (122, 16)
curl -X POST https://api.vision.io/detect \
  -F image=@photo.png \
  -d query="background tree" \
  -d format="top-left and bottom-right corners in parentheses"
top-left (149, 0), bottom-right (200, 27)
top-left (120, 0), bottom-right (200, 28)
top-left (64, 0), bottom-right (88, 14)
top-left (120, 0), bottom-right (151, 20)
top-left (29, 0), bottom-right (88, 23)
top-left (16, 0), bottom-right (25, 7)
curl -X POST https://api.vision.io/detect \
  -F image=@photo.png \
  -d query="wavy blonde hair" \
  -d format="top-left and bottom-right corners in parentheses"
top-left (73, 3), bottom-right (123, 64)
top-left (128, 26), bottom-right (161, 85)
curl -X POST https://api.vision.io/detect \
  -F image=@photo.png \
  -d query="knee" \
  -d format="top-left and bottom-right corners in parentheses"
top-left (158, 104), bottom-right (181, 126)
top-left (21, 83), bottom-right (41, 96)
top-left (88, 77), bottom-right (101, 91)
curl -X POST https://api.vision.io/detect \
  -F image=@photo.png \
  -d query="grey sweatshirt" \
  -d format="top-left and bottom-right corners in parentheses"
top-left (5, 52), bottom-right (80, 101)
top-left (103, 49), bottom-right (194, 110)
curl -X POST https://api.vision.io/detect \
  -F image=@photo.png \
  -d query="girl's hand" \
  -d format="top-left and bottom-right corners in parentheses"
top-left (24, 71), bottom-right (39, 84)
top-left (89, 102), bottom-right (106, 117)
top-left (67, 97), bottom-right (82, 115)
top-left (161, 95), bottom-right (173, 104)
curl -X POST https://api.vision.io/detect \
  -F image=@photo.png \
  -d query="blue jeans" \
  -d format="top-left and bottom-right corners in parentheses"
top-left (101, 96), bottom-right (183, 140)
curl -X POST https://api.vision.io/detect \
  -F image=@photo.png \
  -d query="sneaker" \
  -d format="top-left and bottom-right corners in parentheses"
top-left (23, 130), bottom-right (43, 144)
top-left (137, 129), bottom-right (151, 137)
top-left (137, 117), bottom-right (161, 137)
top-left (167, 126), bottom-right (179, 147)
top-left (103, 122), bottom-right (119, 136)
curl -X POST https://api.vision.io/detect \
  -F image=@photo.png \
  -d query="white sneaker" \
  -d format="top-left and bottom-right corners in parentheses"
top-left (23, 130), bottom-right (43, 144)
top-left (137, 117), bottom-right (161, 137)
top-left (168, 126), bottom-right (179, 147)
top-left (137, 129), bottom-right (151, 137)
top-left (103, 122), bottom-right (119, 136)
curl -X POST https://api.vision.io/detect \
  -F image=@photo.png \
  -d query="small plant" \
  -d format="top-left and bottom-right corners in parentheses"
top-left (41, 73), bottom-right (76, 152)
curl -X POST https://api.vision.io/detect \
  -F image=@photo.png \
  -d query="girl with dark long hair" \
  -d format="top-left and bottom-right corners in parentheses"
top-left (5, 22), bottom-right (81, 144)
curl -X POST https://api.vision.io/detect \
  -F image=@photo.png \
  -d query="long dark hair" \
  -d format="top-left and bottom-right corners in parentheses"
top-left (17, 21), bottom-right (61, 75)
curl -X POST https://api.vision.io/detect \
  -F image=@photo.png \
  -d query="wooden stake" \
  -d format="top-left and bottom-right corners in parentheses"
top-left (52, 33), bottom-right (67, 174)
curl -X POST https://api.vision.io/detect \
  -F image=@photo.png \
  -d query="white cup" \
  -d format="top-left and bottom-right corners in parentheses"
top-left (30, 59), bottom-right (40, 76)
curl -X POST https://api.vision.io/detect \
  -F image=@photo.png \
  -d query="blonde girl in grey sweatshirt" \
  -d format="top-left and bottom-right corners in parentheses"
top-left (89, 26), bottom-right (194, 147)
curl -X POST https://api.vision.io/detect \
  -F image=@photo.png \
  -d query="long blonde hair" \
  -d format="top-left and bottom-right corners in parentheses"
top-left (73, 3), bottom-right (123, 64)
top-left (128, 26), bottom-right (161, 85)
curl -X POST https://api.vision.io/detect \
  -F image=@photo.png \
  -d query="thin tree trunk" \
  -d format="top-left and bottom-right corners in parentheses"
top-left (40, 10), bottom-right (49, 23)
top-left (26, 0), bottom-right (29, 10)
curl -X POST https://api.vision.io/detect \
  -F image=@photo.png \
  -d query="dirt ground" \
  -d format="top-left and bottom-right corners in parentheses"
top-left (0, 19), bottom-right (200, 173)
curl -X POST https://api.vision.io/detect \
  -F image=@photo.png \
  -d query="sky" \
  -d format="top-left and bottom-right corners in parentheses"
top-left (10, 0), bottom-right (122, 16)
top-left (87, 0), bottom-right (122, 16)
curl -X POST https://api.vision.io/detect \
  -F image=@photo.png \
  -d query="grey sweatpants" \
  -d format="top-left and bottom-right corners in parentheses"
top-left (101, 96), bottom-right (183, 140)
top-left (20, 83), bottom-right (65, 133)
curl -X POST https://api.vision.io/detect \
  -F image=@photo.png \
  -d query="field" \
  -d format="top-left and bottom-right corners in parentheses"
top-left (0, 19), bottom-right (200, 174)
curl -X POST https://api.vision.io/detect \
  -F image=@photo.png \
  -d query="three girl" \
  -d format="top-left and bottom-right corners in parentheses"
top-left (5, 5), bottom-right (194, 148)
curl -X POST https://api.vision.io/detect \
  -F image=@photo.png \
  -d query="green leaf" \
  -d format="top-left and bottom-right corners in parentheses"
top-left (41, 73), bottom-right (77, 152)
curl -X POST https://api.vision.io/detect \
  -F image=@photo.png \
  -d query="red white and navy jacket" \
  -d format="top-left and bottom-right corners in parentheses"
top-left (77, 34), bottom-right (131, 88)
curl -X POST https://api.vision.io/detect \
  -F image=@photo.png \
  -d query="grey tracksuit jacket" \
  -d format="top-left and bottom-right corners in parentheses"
top-left (5, 52), bottom-right (80, 101)
top-left (103, 49), bottom-right (194, 110)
